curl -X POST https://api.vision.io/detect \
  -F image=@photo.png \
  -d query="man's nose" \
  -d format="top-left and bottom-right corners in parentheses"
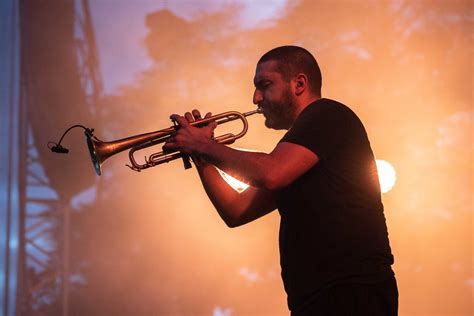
top-left (253, 90), bottom-right (263, 105)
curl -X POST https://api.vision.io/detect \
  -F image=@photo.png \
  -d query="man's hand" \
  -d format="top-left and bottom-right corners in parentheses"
top-left (162, 110), bottom-right (217, 156)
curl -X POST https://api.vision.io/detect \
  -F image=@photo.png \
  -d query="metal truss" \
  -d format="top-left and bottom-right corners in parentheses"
top-left (16, 124), bottom-right (65, 315)
top-left (15, 0), bottom-right (102, 314)
top-left (75, 0), bottom-right (103, 112)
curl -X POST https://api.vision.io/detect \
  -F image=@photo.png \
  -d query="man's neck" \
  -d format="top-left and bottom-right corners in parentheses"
top-left (293, 95), bottom-right (321, 121)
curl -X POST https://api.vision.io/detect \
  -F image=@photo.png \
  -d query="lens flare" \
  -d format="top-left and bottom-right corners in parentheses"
top-left (217, 147), bottom-right (256, 192)
top-left (217, 169), bottom-right (250, 193)
top-left (376, 159), bottom-right (397, 194)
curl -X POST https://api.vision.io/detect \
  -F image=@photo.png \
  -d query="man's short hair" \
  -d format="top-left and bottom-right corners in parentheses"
top-left (258, 46), bottom-right (322, 96)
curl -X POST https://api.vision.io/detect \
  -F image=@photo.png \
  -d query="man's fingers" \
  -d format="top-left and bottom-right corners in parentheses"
top-left (162, 141), bottom-right (176, 152)
top-left (170, 114), bottom-right (189, 127)
top-left (169, 111), bottom-right (212, 134)
top-left (208, 121), bottom-right (218, 132)
top-left (184, 112), bottom-right (194, 122)
top-left (203, 112), bottom-right (215, 128)
top-left (192, 109), bottom-right (202, 120)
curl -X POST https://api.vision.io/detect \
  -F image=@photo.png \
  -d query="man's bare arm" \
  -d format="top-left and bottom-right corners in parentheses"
top-left (164, 114), bottom-right (320, 191)
top-left (162, 111), bottom-right (319, 227)
top-left (199, 141), bottom-right (319, 191)
top-left (195, 162), bottom-right (277, 227)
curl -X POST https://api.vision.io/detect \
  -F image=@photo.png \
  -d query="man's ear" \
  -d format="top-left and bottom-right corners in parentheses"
top-left (293, 73), bottom-right (308, 96)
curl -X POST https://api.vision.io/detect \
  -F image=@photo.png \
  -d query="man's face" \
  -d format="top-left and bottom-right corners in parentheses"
top-left (253, 60), bottom-right (296, 130)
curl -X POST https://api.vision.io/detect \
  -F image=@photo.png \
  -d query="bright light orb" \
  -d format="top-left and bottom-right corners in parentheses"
top-left (376, 159), bottom-right (397, 193)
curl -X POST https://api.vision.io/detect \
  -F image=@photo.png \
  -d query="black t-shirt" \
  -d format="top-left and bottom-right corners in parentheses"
top-left (277, 98), bottom-right (394, 311)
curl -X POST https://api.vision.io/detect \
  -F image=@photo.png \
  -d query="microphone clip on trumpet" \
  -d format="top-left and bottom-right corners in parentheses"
top-left (48, 124), bottom-right (94, 154)
top-left (49, 109), bottom-right (261, 176)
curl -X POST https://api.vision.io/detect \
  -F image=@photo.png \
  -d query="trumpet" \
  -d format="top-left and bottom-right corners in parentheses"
top-left (85, 109), bottom-right (261, 175)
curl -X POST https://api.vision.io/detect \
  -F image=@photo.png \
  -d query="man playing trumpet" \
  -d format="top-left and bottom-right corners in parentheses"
top-left (163, 46), bottom-right (398, 316)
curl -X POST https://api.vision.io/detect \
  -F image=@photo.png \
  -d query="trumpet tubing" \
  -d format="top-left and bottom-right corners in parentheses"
top-left (86, 109), bottom-right (261, 175)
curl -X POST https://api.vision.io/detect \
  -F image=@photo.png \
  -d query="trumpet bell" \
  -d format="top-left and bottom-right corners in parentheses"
top-left (86, 133), bottom-right (104, 176)
top-left (84, 126), bottom-right (175, 176)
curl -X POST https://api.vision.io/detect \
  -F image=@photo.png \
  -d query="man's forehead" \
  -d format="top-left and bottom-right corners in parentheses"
top-left (256, 60), bottom-right (279, 73)
top-left (254, 60), bottom-right (280, 83)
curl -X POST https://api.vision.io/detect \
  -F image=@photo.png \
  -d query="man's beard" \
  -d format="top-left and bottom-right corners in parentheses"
top-left (262, 87), bottom-right (296, 130)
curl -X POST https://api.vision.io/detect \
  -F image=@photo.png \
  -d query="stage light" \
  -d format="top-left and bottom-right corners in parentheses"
top-left (376, 159), bottom-right (397, 194)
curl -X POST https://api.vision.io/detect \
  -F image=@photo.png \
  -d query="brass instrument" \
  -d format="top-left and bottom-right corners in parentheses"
top-left (85, 109), bottom-right (261, 175)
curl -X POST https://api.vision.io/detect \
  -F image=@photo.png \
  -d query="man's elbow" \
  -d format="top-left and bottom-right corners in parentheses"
top-left (261, 172), bottom-right (288, 191)
top-left (223, 217), bottom-right (245, 228)
top-left (217, 208), bottom-right (247, 228)
top-left (225, 220), bottom-right (241, 228)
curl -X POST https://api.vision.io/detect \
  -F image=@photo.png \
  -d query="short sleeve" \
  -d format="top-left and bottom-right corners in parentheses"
top-left (280, 100), bottom-right (347, 160)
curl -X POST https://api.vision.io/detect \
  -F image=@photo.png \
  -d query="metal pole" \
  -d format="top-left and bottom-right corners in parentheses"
top-left (62, 204), bottom-right (70, 316)
top-left (3, 1), bottom-right (19, 315)
top-left (15, 61), bottom-right (28, 316)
